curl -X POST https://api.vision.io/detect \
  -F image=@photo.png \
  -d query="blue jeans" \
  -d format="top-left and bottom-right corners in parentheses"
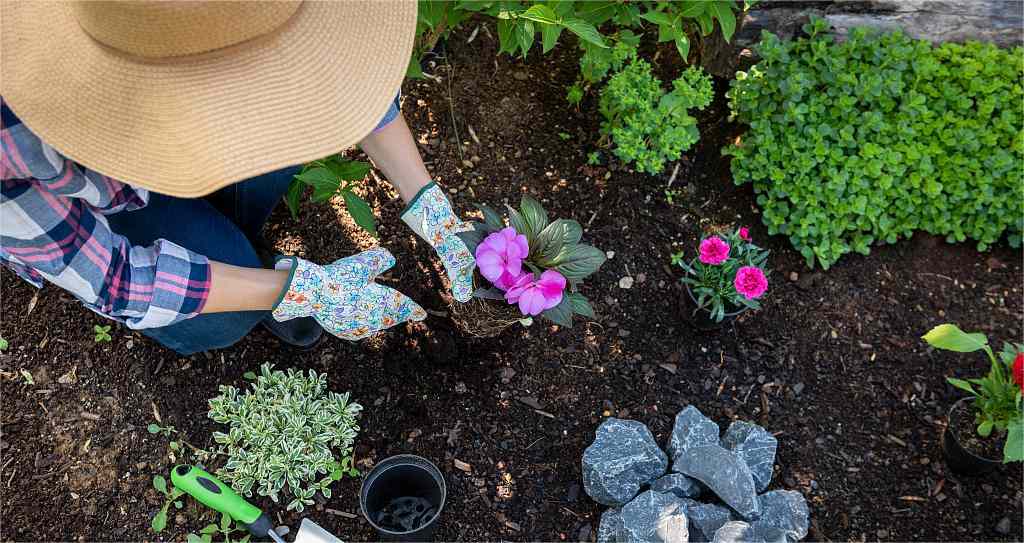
top-left (109, 95), bottom-right (402, 355)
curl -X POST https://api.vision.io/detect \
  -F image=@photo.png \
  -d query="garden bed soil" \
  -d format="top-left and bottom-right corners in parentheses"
top-left (2, 25), bottom-right (1023, 542)
top-left (949, 399), bottom-right (1005, 462)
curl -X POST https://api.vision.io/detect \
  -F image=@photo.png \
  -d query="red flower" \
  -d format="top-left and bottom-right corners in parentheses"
top-left (1013, 352), bottom-right (1024, 393)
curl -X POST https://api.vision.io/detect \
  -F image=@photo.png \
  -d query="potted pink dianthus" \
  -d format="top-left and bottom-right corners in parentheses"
top-left (671, 226), bottom-right (770, 330)
top-left (453, 195), bottom-right (605, 337)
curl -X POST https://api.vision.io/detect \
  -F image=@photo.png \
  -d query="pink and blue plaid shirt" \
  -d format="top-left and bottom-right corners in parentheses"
top-left (1, 103), bottom-right (211, 329)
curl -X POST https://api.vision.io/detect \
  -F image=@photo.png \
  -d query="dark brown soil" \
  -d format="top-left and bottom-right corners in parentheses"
top-left (950, 400), bottom-right (1005, 462)
top-left (2, 24), bottom-right (1023, 543)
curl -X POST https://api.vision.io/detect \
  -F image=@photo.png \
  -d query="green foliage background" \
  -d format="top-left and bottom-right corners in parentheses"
top-left (728, 18), bottom-right (1024, 268)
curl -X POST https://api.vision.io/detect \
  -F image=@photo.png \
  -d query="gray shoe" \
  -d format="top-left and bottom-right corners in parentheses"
top-left (261, 316), bottom-right (324, 350)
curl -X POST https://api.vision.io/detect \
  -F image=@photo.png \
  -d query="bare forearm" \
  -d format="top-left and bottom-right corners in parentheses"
top-left (358, 113), bottom-right (432, 203)
top-left (200, 261), bottom-right (289, 313)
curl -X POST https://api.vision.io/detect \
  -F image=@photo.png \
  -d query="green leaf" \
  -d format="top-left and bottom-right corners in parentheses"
top-left (519, 195), bottom-right (550, 244)
top-left (540, 22), bottom-right (563, 53)
top-left (562, 17), bottom-right (607, 48)
top-left (694, 11), bottom-right (714, 35)
top-left (220, 513), bottom-right (232, 531)
top-left (516, 20), bottom-right (535, 56)
top-left (1004, 419), bottom-right (1024, 463)
top-left (342, 192), bottom-right (378, 237)
top-left (639, 10), bottom-right (672, 25)
top-left (553, 244), bottom-right (606, 281)
top-left (923, 324), bottom-right (990, 353)
top-left (709, 1), bottom-right (736, 42)
top-left (533, 219), bottom-right (583, 266)
top-left (946, 378), bottom-right (976, 395)
top-left (187, 534), bottom-right (204, 543)
top-left (567, 292), bottom-right (596, 319)
top-left (295, 167), bottom-right (339, 191)
top-left (497, 18), bottom-right (516, 54)
top-left (173, 500), bottom-right (183, 509)
top-left (520, 4), bottom-right (560, 25)
top-left (476, 204), bottom-right (505, 230)
top-left (679, 1), bottom-right (707, 17)
top-left (506, 205), bottom-right (528, 240)
top-left (152, 475), bottom-right (167, 494)
top-left (325, 157), bottom-right (371, 181)
top-left (147, 423), bottom-right (161, 434)
top-left (674, 33), bottom-right (690, 59)
top-left (540, 296), bottom-right (574, 327)
top-left (978, 420), bottom-right (994, 437)
top-left (285, 178), bottom-right (304, 220)
top-left (405, 54), bottom-right (425, 79)
top-left (151, 509), bottom-right (167, 533)
top-left (456, 227), bottom-right (485, 256)
top-left (243, 371), bottom-right (257, 380)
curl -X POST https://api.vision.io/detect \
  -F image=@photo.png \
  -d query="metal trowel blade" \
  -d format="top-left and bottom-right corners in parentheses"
top-left (293, 518), bottom-right (344, 543)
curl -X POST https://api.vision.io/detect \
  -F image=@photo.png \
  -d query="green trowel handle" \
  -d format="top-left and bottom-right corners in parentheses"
top-left (171, 465), bottom-right (276, 539)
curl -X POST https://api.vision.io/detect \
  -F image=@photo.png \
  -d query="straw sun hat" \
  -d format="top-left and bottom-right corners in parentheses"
top-left (0, 1), bottom-right (417, 197)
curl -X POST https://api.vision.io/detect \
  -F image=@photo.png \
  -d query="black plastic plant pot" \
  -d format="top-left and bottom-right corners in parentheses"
top-left (684, 284), bottom-right (746, 331)
top-left (360, 455), bottom-right (446, 542)
top-left (942, 398), bottom-right (1001, 476)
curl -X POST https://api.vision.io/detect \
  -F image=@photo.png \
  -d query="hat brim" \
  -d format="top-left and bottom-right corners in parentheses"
top-left (0, 1), bottom-right (417, 197)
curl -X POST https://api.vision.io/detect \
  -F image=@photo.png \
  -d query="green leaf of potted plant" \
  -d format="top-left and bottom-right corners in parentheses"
top-left (923, 324), bottom-right (1024, 474)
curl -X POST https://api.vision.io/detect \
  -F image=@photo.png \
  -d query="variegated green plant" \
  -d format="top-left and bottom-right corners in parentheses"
top-left (207, 364), bottom-right (362, 512)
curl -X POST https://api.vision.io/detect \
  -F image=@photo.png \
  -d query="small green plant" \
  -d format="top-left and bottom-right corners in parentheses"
top-left (207, 363), bottom-right (363, 512)
top-left (587, 151), bottom-right (602, 166)
top-left (727, 18), bottom-right (1024, 268)
top-left (558, 132), bottom-right (571, 140)
top-left (187, 513), bottom-right (251, 543)
top-left (19, 369), bottom-right (33, 385)
top-left (599, 58), bottom-right (713, 174)
top-left (151, 475), bottom-right (185, 533)
top-left (286, 155), bottom-right (377, 237)
top-left (664, 188), bottom-right (685, 205)
top-left (923, 324), bottom-right (1023, 463)
top-left (93, 324), bottom-right (112, 343)
top-left (0, 337), bottom-right (9, 350)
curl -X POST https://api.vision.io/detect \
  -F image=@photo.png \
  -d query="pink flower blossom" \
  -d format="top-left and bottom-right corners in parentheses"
top-left (476, 227), bottom-right (529, 290)
top-left (699, 236), bottom-right (730, 265)
top-left (739, 227), bottom-right (750, 241)
top-left (734, 266), bottom-right (768, 299)
top-left (505, 270), bottom-right (566, 316)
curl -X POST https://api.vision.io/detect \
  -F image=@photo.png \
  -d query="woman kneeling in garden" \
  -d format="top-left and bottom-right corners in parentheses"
top-left (0, 2), bottom-right (474, 354)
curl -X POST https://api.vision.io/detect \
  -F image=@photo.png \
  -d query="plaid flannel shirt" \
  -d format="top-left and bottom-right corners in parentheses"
top-left (1, 102), bottom-right (211, 329)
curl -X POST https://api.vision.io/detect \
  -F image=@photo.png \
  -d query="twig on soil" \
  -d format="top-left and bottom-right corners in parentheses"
top-left (917, 272), bottom-right (954, 282)
top-left (443, 58), bottom-right (464, 161)
top-left (325, 509), bottom-right (358, 519)
top-left (586, 210), bottom-right (599, 228)
top-left (666, 162), bottom-right (681, 188)
top-left (524, 437), bottom-right (543, 450)
top-left (534, 409), bottom-right (556, 419)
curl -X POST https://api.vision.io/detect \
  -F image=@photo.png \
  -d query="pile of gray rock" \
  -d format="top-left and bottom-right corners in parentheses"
top-left (582, 406), bottom-right (808, 543)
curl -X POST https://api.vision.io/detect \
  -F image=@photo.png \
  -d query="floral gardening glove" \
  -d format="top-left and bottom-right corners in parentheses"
top-left (400, 182), bottom-right (475, 302)
top-left (271, 248), bottom-right (426, 341)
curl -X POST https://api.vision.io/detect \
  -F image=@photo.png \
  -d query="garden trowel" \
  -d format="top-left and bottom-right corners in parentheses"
top-left (172, 465), bottom-right (343, 543)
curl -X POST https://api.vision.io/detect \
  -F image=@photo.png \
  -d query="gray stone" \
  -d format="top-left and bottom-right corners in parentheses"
top-left (618, 490), bottom-right (689, 543)
top-left (667, 406), bottom-right (720, 463)
top-left (686, 503), bottom-right (734, 542)
top-left (597, 508), bottom-right (622, 543)
top-left (583, 418), bottom-right (669, 506)
top-left (650, 473), bottom-right (702, 499)
top-left (675, 446), bottom-right (760, 519)
top-left (749, 491), bottom-right (809, 542)
top-left (712, 521), bottom-right (763, 543)
top-left (721, 421), bottom-right (778, 492)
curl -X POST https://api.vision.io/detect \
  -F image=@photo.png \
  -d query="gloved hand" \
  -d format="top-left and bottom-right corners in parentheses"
top-left (271, 248), bottom-right (426, 341)
top-left (401, 182), bottom-right (475, 302)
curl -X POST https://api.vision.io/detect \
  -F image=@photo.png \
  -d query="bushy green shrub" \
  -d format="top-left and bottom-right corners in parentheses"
top-left (599, 57), bottom-right (713, 174)
top-left (727, 18), bottom-right (1024, 268)
top-left (208, 364), bottom-right (362, 512)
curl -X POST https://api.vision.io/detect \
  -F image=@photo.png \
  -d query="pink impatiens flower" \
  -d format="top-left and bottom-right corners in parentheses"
top-left (505, 270), bottom-right (566, 316)
top-left (476, 227), bottom-right (529, 290)
top-left (739, 227), bottom-right (751, 241)
top-left (699, 236), bottom-right (730, 265)
top-left (734, 266), bottom-right (768, 299)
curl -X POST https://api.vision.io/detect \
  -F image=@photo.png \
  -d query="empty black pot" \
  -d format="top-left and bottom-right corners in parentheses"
top-left (360, 455), bottom-right (446, 542)
top-left (942, 398), bottom-right (1001, 476)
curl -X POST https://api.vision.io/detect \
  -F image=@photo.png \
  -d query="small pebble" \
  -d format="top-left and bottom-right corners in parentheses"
top-left (789, 271), bottom-right (799, 281)
top-left (995, 517), bottom-right (1011, 535)
top-left (618, 277), bottom-right (634, 289)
